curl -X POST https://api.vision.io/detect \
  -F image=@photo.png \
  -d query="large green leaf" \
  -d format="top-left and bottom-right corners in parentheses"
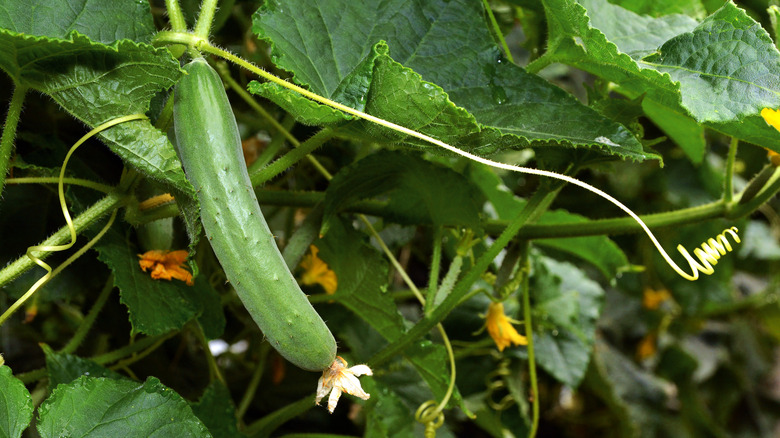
top-left (37, 376), bottom-right (211, 437)
top-left (0, 365), bottom-right (33, 438)
top-left (0, 0), bottom-right (156, 44)
top-left (531, 255), bottom-right (604, 388)
top-left (323, 151), bottom-right (482, 231)
top-left (612, 0), bottom-right (707, 18)
top-left (542, 0), bottom-right (780, 153)
top-left (0, 1), bottom-right (190, 193)
top-left (252, 0), bottom-right (652, 161)
top-left (94, 229), bottom-right (225, 337)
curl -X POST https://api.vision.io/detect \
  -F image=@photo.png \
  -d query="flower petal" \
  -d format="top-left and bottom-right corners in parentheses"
top-left (348, 364), bottom-right (373, 377)
top-left (327, 387), bottom-right (342, 413)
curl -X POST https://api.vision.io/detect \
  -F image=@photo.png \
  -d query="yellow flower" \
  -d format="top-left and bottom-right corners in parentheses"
top-left (762, 107), bottom-right (780, 131)
top-left (299, 245), bottom-right (337, 294)
top-left (485, 302), bottom-right (528, 351)
top-left (316, 356), bottom-right (373, 413)
top-left (636, 333), bottom-right (657, 360)
top-left (642, 287), bottom-right (671, 310)
top-left (138, 250), bottom-right (194, 286)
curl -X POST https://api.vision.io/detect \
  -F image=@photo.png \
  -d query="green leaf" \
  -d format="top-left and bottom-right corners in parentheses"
top-left (316, 218), bottom-right (465, 411)
top-left (542, 0), bottom-right (780, 153)
top-left (737, 220), bottom-right (780, 260)
top-left (37, 376), bottom-right (211, 437)
top-left (0, 0), bottom-right (156, 44)
top-left (323, 151), bottom-right (482, 231)
top-left (611, 0), bottom-right (707, 19)
top-left (253, 0), bottom-right (652, 161)
top-left (641, 98), bottom-right (706, 163)
top-left (467, 163), bottom-right (628, 278)
top-left (94, 229), bottom-right (224, 337)
top-left (42, 344), bottom-right (126, 391)
top-left (0, 365), bottom-right (33, 438)
top-left (189, 381), bottom-right (239, 438)
top-left (0, 11), bottom-right (190, 193)
top-left (641, 2), bottom-right (780, 122)
top-left (362, 378), bottom-right (416, 438)
top-left (583, 0), bottom-right (699, 59)
top-left (248, 82), bottom-right (351, 125)
top-left (531, 255), bottom-right (604, 387)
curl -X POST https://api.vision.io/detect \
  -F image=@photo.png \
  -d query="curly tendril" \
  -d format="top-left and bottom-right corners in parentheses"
top-left (415, 400), bottom-right (445, 438)
top-left (0, 114), bottom-right (146, 327)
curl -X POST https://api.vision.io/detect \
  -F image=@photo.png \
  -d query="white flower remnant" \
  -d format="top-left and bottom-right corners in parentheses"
top-left (315, 356), bottom-right (373, 413)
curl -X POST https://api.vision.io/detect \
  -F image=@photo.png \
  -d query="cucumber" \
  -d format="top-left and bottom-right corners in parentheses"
top-left (173, 57), bottom-right (336, 371)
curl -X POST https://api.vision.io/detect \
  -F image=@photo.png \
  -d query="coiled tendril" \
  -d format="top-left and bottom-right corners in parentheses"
top-left (415, 400), bottom-right (445, 438)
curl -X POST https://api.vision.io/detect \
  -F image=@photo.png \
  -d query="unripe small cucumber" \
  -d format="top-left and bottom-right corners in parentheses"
top-left (173, 58), bottom-right (336, 371)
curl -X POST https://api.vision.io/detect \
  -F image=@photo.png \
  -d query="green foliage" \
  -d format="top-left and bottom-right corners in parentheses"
top-left (37, 376), bottom-right (210, 437)
top-left (1, 0), bottom-right (780, 436)
top-left (0, 365), bottom-right (33, 438)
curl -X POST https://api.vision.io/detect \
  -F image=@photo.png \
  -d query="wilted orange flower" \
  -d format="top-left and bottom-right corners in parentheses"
top-left (642, 288), bottom-right (671, 310)
top-left (316, 356), bottom-right (372, 413)
top-left (485, 302), bottom-right (528, 351)
top-left (300, 245), bottom-right (337, 294)
top-left (138, 250), bottom-right (193, 286)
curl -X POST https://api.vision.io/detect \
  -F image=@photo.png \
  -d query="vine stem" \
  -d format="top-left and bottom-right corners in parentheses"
top-left (237, 342), bottom-right (270, 420)
top-left (425, 226), bottom-right (443, 315)
top-left (0, 84), bottom-right (28, 199)
top-left (59, 274), bottom-right (115, 355)
top-left (7, 176), bottom-right (114, 193)
top-left (165, 0), bottom-right (188, 32)
top-left (0, 192), bottom-right (126, 288)
top-left (249, 127), bottom-right (335, 186)
top-left (519, 240), bottom-right (539, 437)
top-left (194, 0), bottom-right (219, 39)
top-left (724, 137), bottom-right (739, 203)
top-left (482, 0), bottom-right (514, 63)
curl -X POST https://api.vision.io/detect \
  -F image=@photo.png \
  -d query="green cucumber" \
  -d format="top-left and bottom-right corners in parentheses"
top-left (173, 57), bottom-right (336, 371)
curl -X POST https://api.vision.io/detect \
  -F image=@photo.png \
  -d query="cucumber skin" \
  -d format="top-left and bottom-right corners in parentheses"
top-left (173, 58), bottom-right (336, 371)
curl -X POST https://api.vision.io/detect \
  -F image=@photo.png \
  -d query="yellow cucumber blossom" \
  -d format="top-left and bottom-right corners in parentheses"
top-left (300, 245), bottom-right (338, 294)
top-left (642, 287), bottom-right (671, 310)
top-left (316, 356), bottom-right (372, 413)
top-left (138, 250), bottom-right (194, 286)
top-left (485, 302), bottom-right (528, 351)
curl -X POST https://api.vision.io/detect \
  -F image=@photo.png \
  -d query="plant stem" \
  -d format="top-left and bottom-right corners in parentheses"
top-left (525, 53), bottom-right (554, 74)
top-left (729, 166), bottom-right (780, 219)
top-left (519, 240), bottom-right (539, 437)
top-left (425, 226), bottom-right (443, 315)
top-left (237, 342), bottom-right (270, 420)
top-left (482, 0), bottom-right (514, 63)
top-left (59, 274), bottom-right (115, 355)
top-left (369, 188), bottom-right (557, 367)
top-left (724, 137), bottom-right (739, 203)
top-left (244, 394), bottom-right (316, 437)
top-left (16, 332), bottom-right (177, 384)
top-left (6, 177), bottom-right (114, 193)
top-left (165, 0), bottom-right (188, 32)
top-left (194, 0), bottom-right (219, 39)
top-left (249, 116), bottom-right (295, 174)
top-left (191, 321), bottom-right (225, 384)
top-left (254, 189), bottom-right (729, 239)
top-left (0, 84), bottom-right (28, 199)
top-left (0, 192), bottom-right (127, 288)
top-left (249, 127), bottom-right (334, 186)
